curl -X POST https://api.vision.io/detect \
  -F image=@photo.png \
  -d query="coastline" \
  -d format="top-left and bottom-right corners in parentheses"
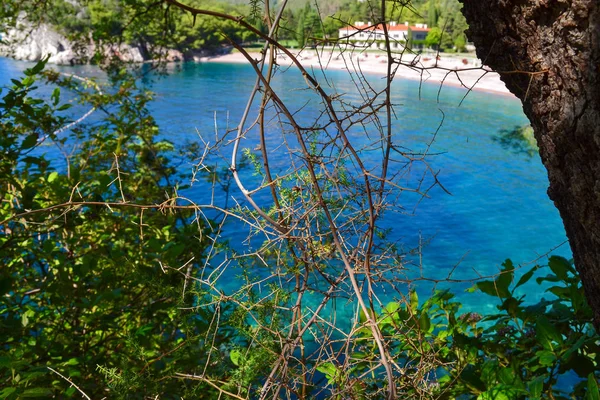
top-left (200, 50), bottom-right (514, 98)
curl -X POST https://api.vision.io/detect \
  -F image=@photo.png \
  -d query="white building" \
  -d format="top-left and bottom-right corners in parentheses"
top-left (338, 21), bottom-right (430, 50)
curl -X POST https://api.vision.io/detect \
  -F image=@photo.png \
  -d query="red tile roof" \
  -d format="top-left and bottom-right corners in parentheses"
top-left (340, 24), bottom-right (430, 32)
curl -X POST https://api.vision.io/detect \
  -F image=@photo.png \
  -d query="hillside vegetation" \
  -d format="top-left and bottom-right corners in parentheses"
top-left (3, 0), bottom-right (468, 57)
top-left (252, 0), bottom-right (469, 50)
top-left (2, 0), bottom-right (600, 397)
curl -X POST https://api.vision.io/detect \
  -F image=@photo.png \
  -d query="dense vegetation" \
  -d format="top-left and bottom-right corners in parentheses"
top-left (0, 60), bottom-right (241, 398)
top-left (1, 0), bottom-right (469, 57)
top-left (1, 0), bottom-right (599, 398)
top-left (0, 58), bottom-right (598, 399)
top-left (2, 0), bottom-right (260, 60)
top-left (277, 0), bottom-right (469, 51)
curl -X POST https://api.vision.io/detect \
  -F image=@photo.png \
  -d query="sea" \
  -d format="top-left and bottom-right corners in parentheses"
top-left (0, 56), bottom-right (571, 314)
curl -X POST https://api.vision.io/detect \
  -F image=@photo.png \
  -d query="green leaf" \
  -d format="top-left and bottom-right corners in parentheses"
top-left (381, 302), bottom-right (399, 326)
top-left (359, 309), bottom-right (367, 324)
top-left (536, 350), bottom-right (556, 366)
top-left (477, 387), bottom-right (510, 400)
top-left (498, 367), bottom-right (524, 389)
top-left (21, 388), bottom-right (53, 397)
top-left (495, 259), bottom-right (514, 295)
top-left (0, 387), bottom-right (16, 399)
top-left (527, 376), bottom-right (545, 399)
top-left (460, 367), bottom-right (486, 393)
top-left (587, 373), bottom-right (600, 400)
top-left (563, 335), bottom-right (587, 360)
top-left (230, 349), bottom-right (242, 367)
top-left (385, 302), bottom-right (399, 314)
top-left (478, 385), bottom-right (528, 400)
top-left (316, 362), bottom-right (336, 376)
top-left (481, 360), bottom-right (499, 387)
top-left (165, 243), bottom-right (185, 258)
top-left (22, 309), bottom-right (35, 327)
top-left (475, 280), bottom-right (501, 298)
top-left (316, 362), bottom-right (339, 385)
top-left (22, 76), bottom-right (36, 87)
top-left (535, 316), bottom-right (563, 351)
top-left (21, 134), bottom-right (39, 150)
top-left (419, 312), bottom-right (431, 332)
top-left (500, 297), bottom-right (520, 317)
top-left (548, 256), bottom-right (574, 281)
top-left (475, 278), bottom-right (511, 298)
top-left (47, 171), bottom-right (59, 183)
top-left (51, 88), bottom-right (60, 106)
top-left (25, 59), bottom-right (47, 76)
top-left (409, 290), bottom-right (419, 311)
top-left (514, 265), bottom-right (538, 290)
top-left (548, 285), bottom-right (570, 300)
top-left (64, 358), bottom-right (80, 366)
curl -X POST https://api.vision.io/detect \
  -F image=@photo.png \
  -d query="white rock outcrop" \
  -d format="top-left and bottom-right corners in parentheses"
top-left (1, 17), bottom-right (188, 65)
top-left (0, 21), bottom-right (80, 65)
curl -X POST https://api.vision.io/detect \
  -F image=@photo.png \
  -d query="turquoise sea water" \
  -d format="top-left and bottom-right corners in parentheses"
top-left (0, 57), bottom-right (571, 311)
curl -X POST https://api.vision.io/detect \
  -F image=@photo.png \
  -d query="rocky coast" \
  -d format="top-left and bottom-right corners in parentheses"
top-left (0, 19), bottom-right (186, 65)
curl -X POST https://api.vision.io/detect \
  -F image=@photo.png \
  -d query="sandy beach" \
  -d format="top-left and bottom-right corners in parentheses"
top-left (200, 49), bottom-right (513, 97)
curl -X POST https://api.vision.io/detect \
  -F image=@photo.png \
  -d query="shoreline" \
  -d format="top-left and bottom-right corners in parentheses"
top-left (200, 50), bottom-right (514, 98)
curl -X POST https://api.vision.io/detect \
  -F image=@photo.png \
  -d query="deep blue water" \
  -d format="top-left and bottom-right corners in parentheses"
top-left (0, 57), bottom-right (571, 312)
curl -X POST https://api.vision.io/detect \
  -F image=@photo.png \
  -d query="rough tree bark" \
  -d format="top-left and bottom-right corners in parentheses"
top-left (458, 0), bottom-right (600, 326)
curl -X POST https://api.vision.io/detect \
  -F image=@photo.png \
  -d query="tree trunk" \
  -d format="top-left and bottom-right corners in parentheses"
top-left (458, 0), bottom-right (600, 327)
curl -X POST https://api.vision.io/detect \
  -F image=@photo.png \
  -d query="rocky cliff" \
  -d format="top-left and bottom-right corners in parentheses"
top-left (0, 18), bottom-right (185, 65)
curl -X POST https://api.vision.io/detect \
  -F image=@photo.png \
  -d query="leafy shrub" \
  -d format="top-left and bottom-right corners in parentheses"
top-left (0, 59), bottom-right (245, 399)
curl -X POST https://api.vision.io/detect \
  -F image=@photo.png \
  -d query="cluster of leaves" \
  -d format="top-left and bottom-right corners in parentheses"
top-left (166, 0), bottom-right (259, 52)
top-left (317, 257), bottom-right (599, 399)
top-left (0, 13), bottom-right (596, 400)
top-left (3, 0), bottom-right (260, 63)
top-left (493, 125), bottom-right (539, 158)
top-left (0, 60), bottom-right (257, 398)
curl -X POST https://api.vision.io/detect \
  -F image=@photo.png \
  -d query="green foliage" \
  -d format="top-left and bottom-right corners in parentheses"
top-left (493, 125), bottom-right (539, 158)
top-left (430, 0), bottom-right (468, 51)
top-left (0, 4), bottom-right (594, 399)
top-left (166, 1), bottom-right (258, 51)
top-left (276, 0), bottom-right (468, 46)
top-left (320, 256), bottom-right (599, 398)
top-left (425, 26), bottom-right (443, 47)
top-left (8, 0), bottom-right (258, 61)
top-left (3, 0), bottom-right (469, 54)
top-left (428, 0), bottom-right (439, 27)
top-left (293, 2), bottom-right (325, 47)
top-left (453, 33), bottom-right (467, 52)
top-left (0, 59), bottom-right (250, 398)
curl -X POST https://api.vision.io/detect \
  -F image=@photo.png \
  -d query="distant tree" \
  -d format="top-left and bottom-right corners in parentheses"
top-left (459, 0), bottom-right (600, 328)
top-left (295, 9), bottom-right (307, 46)
top-left (424, 26), bottom-right (442, 49)
top-left (279, 8), bottom-right (298, 41)
top-left (453, 33), bottom-right (466, 52)
top-left (427, 0), bottom-right (439, 27)
top-left (435, 0), bottom-right (468, 51)
top-left (294, 2), bottom-right (323, 47)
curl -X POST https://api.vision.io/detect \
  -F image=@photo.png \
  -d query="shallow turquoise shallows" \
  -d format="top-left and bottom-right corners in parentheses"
top-left (0, 57), bottom-right (570, 311)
